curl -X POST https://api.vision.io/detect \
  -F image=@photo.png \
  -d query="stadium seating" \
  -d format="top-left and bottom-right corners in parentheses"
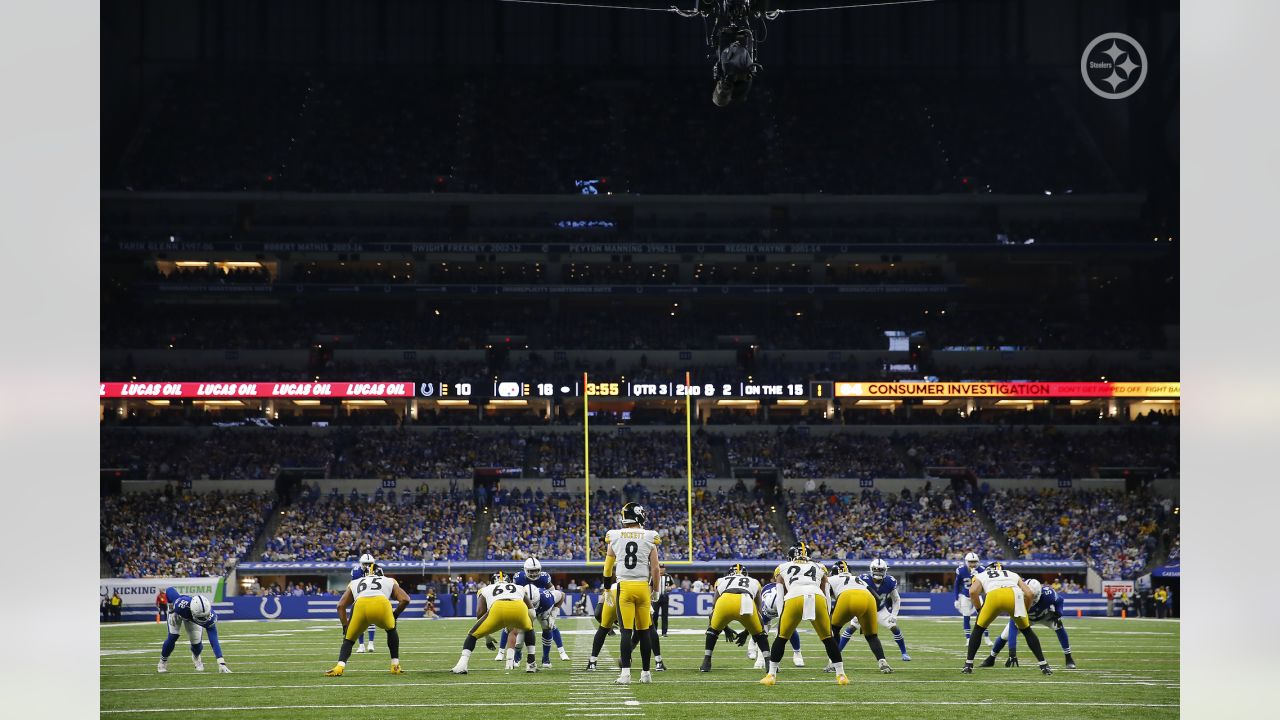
top-left (101, 489), bottom-right (274, 577)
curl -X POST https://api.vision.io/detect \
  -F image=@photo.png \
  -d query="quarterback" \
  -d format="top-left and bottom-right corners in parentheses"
top-left (603, 502), bottom-right (662, 685)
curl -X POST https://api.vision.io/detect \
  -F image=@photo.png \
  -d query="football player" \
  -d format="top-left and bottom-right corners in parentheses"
top-left (746, 580), bottom-right (803, 668)
top-left (496, 558), bottom-right (566, 662)
top-left (325, 560), bottom-right (410, 676)
top-left (700, 563), bottom-right (772, 672)
top-left (826, 560), bottom-right (894, 674)
top-left (981, 579), bottom-right (1077, 669)
top-left (760, 543), bottom-right (848, 686)
top-left (603, 502), bottom-right (662, 685)
top-left (509, 586), bottom-right (574, 667)
top-left (839, 558), bottom-right (910, 661)
top-left (349, 562), bottom-right (377, 654)
top-left (962, 562), bottom-right (1052, 675)
top-left (156, 589), bottom-right (230, 673)
top-left (451, 571), bottom-right (541, 674)
top-left (955, 552), bottom-right (990, 644)
top-left (586, 581), bottom-right (620, 671)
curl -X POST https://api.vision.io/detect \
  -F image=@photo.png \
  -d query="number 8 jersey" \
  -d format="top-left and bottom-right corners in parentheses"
top-left (606, 528), bottom-right (661, 582)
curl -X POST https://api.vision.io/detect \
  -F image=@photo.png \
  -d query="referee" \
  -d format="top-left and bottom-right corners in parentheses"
top-left (655, 564), bottom-right (675, 637)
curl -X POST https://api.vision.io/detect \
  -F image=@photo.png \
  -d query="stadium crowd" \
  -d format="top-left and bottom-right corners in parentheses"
top-left (784, 486), bottom-right (1001, 561)
top-left (262, 485), bottom-right (474, 562)
top-left (101, 489), bottom-right (274, 577)
top-left (982, 488), bottom-right (1167, 579)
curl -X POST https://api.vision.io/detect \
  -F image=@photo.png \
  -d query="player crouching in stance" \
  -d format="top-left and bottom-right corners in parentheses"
top-left (826, 561), bottom-right (894, 675)
top-left (962, 562), bottom-right (1052, 675)
top-left (452, 572), bottom-right (541, 674)
top-left (348, 564), bottom-right (377, 654)
top-left (603, 502), bottom-right (663, 685)
top-left (156, 589), bottom-right (230, 673)
top-left (326, 558), bottom-right (410, 676)
top-left (761, 543), bottom-right (848, 686)
top-left (700, 563), bottom-right (771, 672)
top-left (981, 579), bottom-right (1077, 669)
top-left (838, 558), bottom-right (911, 662)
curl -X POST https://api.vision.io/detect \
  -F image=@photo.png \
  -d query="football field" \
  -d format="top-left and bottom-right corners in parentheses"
top-left (101, 616), bottom-right (1179, 719)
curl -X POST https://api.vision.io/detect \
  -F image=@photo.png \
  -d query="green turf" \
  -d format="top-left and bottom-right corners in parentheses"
top-left (101, 615), bottom-right (1178, 718)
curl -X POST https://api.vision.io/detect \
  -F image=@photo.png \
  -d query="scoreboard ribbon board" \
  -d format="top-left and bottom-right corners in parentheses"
top-left (832, 381), bottom-right (1180, 398)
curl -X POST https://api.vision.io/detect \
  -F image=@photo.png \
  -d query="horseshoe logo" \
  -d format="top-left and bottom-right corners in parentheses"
top-left (259, 597), bottom-right (283, 619)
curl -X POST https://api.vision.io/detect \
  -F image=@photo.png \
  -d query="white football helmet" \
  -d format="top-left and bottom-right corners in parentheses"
top-left (964, 552), bottom-right (980, 570)
top-left (524, 557), bottom-right (543, 579)
top-left (1027, 579), bottom-right (1043, 596)
top-left (188, 595), bottom-right (213, 623)
top-left (523, 584), bottom-right (541, 608)
top-left (869, 558), bottom-right (889, 581)
top-left (359, 552), bottom-right (376, 565)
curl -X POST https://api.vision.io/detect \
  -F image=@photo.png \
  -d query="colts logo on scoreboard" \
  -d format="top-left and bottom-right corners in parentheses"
top-left (419, 383), bottom-right (435, 397)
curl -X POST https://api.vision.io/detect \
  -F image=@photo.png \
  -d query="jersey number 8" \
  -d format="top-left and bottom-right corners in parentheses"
top-left (623, 541), bottom-right (639, 570)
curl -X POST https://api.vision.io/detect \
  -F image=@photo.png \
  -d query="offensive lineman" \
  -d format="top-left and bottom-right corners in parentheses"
top-left (761, 543), bottom-right (848, 686)
top-left (962, 562), bottom-right (1053, 675)
top-left (451, 572), bottom-right (541, 674)
top-left (156, 589), bottom-right (231, 673)
top-left (700, 563), bottom-right (772, 672)
top-left (349, 563), bottom-right (377, 654)
top-left (826, 560), bottom-right (894, 674)
top-left (603, 502), bottom-right (662, 685)
top-left (325, 560), bottom-right (410, 676)
top-left (981, 579), bottom-right (1077, 669)
top-left (838, 558), bottom-right (911, 661)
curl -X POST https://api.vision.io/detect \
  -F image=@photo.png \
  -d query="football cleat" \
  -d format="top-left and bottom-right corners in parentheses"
top-left (585, 660), bottom-right (598, 672)
top-left (901, 653), bottom-right (912, 662)
top-left (324, 665), bottom-right (345, 677)
top-left (836, 674), bottom-right (850, 685)
top-left (878, 659), bottom-right (894, 674)
top-left (542, 661), bottom-right (552, 668)
top-left (560, 649), bottom-right (571, 661)
top-left (504, 659), bottom-right (515, 671)
top-left (1041, 664), bottom-right (1054, 676)
top-left (759, 673), bottom-right (777, 686)
top-left (356, 644), bottom-right (366, 654)
top-left (1005, 657), bottom-right (1019, 668)
top-left (193, 659), bottom-right (204, 672)
top-left (615, 673), bottom-right (631, 685)
top-left (980, 655), bottom-right (996, 668)
top-left (699, 657), bottom-right (712, 673)
top-left (823, 662), bottom-right (836, 673)
top-left (655, 659), bottom-right (667, 672)
top-left (985, 634), bottom-right (994, 647)
top-left (495, 651), bottom-right (506, 662)
top-left (1065, 654), bottom-right (1077, 669)
top-left (747, 645), bottom-right (757, 660)
top-left (450, 663), bottom-right (468, 675)
top-left (367, 643), bottom-right (375, 652)
top-left (792, 651), bottom-right (805, 667)
top-left (961, 665), bottom-right (973, 674)
top-left (390, 662), bottom-right (404, 675)
top-left (753, 656), bottom-right (766, 670)
top-left (526, 662), bottom-right (538, 673)
top-left (639, 671), bottom-right (652, 684)
top-left (156, 660), bottom-right (168, 674)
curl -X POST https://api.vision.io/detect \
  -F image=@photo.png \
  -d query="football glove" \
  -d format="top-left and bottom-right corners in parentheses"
top-left (217, 659), bottom-right (232, 673)
top-left (734, 630), bottom-right (750, 647)
top-left (722, 627), bottom-right (740, 643)
top-left (954, 599), bottom-right (962, 611)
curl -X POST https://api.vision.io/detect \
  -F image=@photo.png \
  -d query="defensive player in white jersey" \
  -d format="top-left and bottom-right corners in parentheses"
top-left (761, 543), bottom-right (848, 686)
top-left (826, 560), bottom-right (894, 674)
top-left (700, 563), bottom-right (772, 672)
top-left (603, 502), bottom-right (662, 685)
top-left (325, 559), bottom-right (411, 676)
top-left (962, 562), bottom-right (1053, 675)
top-left (451, 572), bottom-right (541, 674)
